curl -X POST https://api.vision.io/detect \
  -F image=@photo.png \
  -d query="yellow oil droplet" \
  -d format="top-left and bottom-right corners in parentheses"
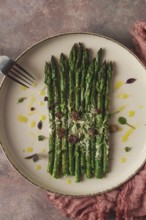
top-left (120, 157), bottom-right (126, 163)
top-left (122, 128), bottom-right (134, 142)
top-left (39, 101), bottom-right (44, 106)
top-left (66, 178), bottom-right (72, 184)
top-left (40, 115), bottom-right (46, 121)
top-left (122, 93), bottom-right (129, 99)
top-left (118, 105), bottom-right (127, 112)
top-left (128, 111), bottom-right (135, 117)
top-left (18, 115), bottom-right (28, 123)
top-left (118, 127), bottom-right (123, 131)
top-left (139, 105), bottom-right (143, 109)
top-left (114, 81), bottom-right (124, 90)
top-left (21, 85), bottom-right (27, 91)
top-left (41, 148), bottom-right (46, 153)
top-left (116, 93), bottom-right (122, 98)
top-left (39, 90), bottom-right (45, 96)
top-left (115, 105), bottom-right (127, 113)
top-left (36, 165), bottom-right (41, 170)
top-left (26, 147), bottom-right (33, 153)
top-left (27, 111), bottom-right (36, 116)
top-left (29, 95), bottom-right (35, 108)
top-left (32, 82), bottom-right (37, 87)
top-left (30, 121), bottom-right (36, 128)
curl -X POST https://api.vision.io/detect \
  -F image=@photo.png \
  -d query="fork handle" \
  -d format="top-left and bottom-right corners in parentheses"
top-left (0, 71), bottom-right (4, 83)
top-left (0, 56), bottom-right (15, 76)
top-left (0, 56), bottom-right (10, 78)
top-left (0, 56), bottom-right (10, 69)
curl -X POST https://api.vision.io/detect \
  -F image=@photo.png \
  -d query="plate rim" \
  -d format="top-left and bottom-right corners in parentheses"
top-left (0, 32), bottom-right (146, 197)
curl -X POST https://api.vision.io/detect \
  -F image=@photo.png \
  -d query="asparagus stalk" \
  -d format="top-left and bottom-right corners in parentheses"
top-left (95, 61), bottom-right (106, 178)
top-left (68, 43), bottom-right (78, 175)
top-left (80, 48), bottom-right (89, 174)
top-left (92, 48), bottom-right (103, 106)
top-left (89, 49), bottom-right (103, 175)
top-left (84, 59), bottom-right (96, 178)
top-left (48, 130), bottom-right (55, 174)
top-left (74, 43), bottom-right (83, 182)
top-left (81, 48), bottom-right (90, 110)
top-left (51, 56), bottom-right (62, 178)
top-left (95, 48), bottom-right (103, 72)
top-left (69, 43), bottom-right (78, 110)
top-left (60, 53), bottom-right (69, 175)
top-left (75, 145), bottom-right (80, 182)
top-left (80, 143), bottom-right (86, 174)
top-left (85, 58), bottom-right (96, 111)
top-left (103, 62), bottom-right (113, 174)
top-left (85, 140), bottom-right (92, 178)
top-left (44, 62), bottom-right (55, 175)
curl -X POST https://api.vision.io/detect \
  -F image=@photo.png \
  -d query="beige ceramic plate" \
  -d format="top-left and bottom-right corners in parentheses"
top-left (1, 33), bottom-right (146, 196)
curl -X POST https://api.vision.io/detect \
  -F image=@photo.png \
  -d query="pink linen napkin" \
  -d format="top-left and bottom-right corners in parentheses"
top-left (47, 22), bottom-right (146, 220)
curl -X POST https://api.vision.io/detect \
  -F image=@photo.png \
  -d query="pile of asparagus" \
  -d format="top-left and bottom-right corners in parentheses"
top-left (44, 43), bottom-right (113, 182)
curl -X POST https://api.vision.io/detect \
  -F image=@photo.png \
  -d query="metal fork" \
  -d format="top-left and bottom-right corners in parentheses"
top-left (0, 56), bottom-right (35, 88)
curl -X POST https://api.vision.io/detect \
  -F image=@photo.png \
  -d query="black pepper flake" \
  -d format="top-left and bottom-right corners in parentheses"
top-left (88, 128), bottom-right (97, 137)
top-left (44, 96), bottom-right (48, 101)
top-left (32, 154), bottom-right (39, 162)
top-left (68, 134), bottom-right (79, 144)
top-left (95, 108), bottom-right (103, 114)
top-left (48, 102), bottom-right (57, 110)
top-left (110, 124), bottom-right (118, 133)
top-left (71, 111), bottom-right (80, 121)
top-left (24, 153), bottom-right (39, 162)
top-left (55, 112), bottom-right (62, 119)
top-left (57, 128), bottom-right (65, 138)
top-left (30, 107), bottom-right (35, 111)
top-left (37, 121), bottom-right (43, 130)
top-left (126, 78), bottom-right (137, 84)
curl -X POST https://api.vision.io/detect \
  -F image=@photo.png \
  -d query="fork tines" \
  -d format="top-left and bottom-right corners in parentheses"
top-left (8, 62), bottom-right (35, 88)
top-left (1, 58), bottom-right (35, 88)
